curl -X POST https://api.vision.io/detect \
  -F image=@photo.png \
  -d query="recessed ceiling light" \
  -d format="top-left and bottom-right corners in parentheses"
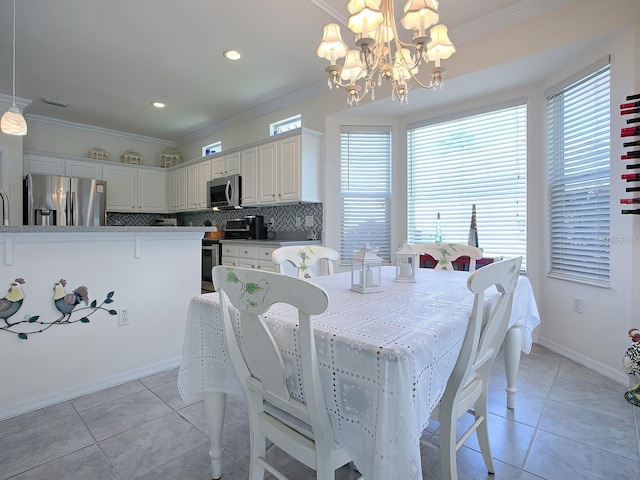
top-left (223, 50), bottom-right (242, 61)
top-left (151, 101), bottom-right (166, 108)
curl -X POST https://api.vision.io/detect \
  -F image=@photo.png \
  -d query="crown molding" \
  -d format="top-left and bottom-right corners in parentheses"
top-left (451, 0), bottom-right (576, 45)
top-left (0, 93), bottom-right (31, 110)
top-left (24, 114), bottom-right (175, 146)
top-left (176, 80), bottom-right (328, 146)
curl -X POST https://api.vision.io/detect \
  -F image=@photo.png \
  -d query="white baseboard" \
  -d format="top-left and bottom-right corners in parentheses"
top-left (0, 356), bottom-right (182, 422)
top-left (536, 336), bottom-right (630, 387)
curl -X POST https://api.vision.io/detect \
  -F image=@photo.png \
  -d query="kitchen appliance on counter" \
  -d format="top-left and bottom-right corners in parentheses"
top-left (222, 215), bottom-right (266, 240)
top-left (151, 218), bottom-right (178, 227)
top-left (24, 173), bottom-right (107, 226)
top-left (207, 174), bottom-right (242, 210)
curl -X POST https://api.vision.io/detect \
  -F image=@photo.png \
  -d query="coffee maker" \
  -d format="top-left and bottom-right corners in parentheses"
top-left (245, 215), bottom-right (267, 239)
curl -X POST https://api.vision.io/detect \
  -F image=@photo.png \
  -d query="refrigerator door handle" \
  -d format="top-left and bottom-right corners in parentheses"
top-left (68, 190), bottom-right (73, 226)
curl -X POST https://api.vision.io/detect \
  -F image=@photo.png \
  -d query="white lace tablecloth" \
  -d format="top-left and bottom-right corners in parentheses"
top-left (178, 267), bottom-right (540, 480)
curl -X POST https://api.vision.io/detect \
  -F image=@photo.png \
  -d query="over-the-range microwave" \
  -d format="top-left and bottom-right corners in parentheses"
top-left (207, 174), bottom-right (242, 210)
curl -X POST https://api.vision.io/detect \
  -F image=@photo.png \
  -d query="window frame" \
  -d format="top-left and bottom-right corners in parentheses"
top-left (339, 126), bottom-right (393, 264)
top-left (545, 57), bottom-right (611, 287)
top-left (406, 101), bottom-right (528, 270)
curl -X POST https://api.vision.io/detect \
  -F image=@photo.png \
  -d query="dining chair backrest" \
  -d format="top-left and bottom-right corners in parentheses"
top-left (411, 243), bottom-right (483, 272)
top-left (272, 245), bottom-right (339, 279)
top-left (211, 265), bottom-right (355, 480)
top-left (421, 256), bottom-right (522, 480)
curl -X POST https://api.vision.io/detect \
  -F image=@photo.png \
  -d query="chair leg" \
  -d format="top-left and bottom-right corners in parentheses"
top-left (475, 393), bottom-right (495, 474)
top-left (439, 412), bottom-right (459, 480)
top-left (248, 428), bottom-right (266, 480)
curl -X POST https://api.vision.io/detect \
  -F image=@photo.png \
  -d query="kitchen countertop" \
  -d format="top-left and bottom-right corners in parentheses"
top-left (220, 239), bottom-right (321, 246)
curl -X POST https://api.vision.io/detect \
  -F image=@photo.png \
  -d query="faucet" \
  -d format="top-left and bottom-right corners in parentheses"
top-left (0, 188), bottom-right (9, 226)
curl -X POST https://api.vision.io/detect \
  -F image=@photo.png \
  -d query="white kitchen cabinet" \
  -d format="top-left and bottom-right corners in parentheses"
top-left (23, 154), bottom-right (64, 176)
top-left (177, 166), bottom-right (188, 211)
top-left (187, 164), bottom-right (199, 210)
top-left (167, 169), bottom-right (178, 212)
top-left (137, 169), bottom-right (166, 212)
top-left (224, 151), bottom-right (240, 176)
top-left (65, 160), bottom-right (103, 180)
top-left (221, 242), bottom-right (278, 271)
top-left (197, 159), bottom-right (211, 209)
top-left (257, 141), bottom-right (278, 203)
top-left (103, 165), bottom-right (165, 212)
top-left (240, 147), bottom-right (258, 206)
top-left (237, 129), bottom-right (321, 207)
top-left (103, 165), bottom-right (137, 212)
top-left (211, 151), bottom-right (240, 179)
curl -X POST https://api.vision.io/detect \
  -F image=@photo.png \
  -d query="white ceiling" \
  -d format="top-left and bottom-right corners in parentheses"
top-left (0, 0), bottom-right (580, 142)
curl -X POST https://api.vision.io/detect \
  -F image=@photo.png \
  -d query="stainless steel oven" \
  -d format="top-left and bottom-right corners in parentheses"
top-left (202, 239), bottom-right (221, 292)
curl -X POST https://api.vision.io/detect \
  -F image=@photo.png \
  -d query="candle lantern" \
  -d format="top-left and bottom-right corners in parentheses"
top-left (395, 242), bottom-right (417, 283)
top-left (350, 244), bottom-right (383, 293)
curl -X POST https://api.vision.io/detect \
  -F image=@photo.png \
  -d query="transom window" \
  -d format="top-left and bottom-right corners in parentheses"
top-left (270, 114), bottom-right (301, 136)
top-left (202, 141), bottom-right (222, 157)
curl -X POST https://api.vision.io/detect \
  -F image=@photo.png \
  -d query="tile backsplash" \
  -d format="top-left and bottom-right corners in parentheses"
top-left (108, 203), bottom-right (324, 235)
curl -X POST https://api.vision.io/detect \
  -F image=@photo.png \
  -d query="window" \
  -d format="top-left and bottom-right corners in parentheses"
top-left (270, 114), bottom-right (301, 136)
top-left (202, 141), bottom-right (222, 157)
top-left (546, 58), bottom-right (610, 286)
top-left (407, 103), bottom-right (527, 269)
top-left (340, 127), bottom-right (392, 263)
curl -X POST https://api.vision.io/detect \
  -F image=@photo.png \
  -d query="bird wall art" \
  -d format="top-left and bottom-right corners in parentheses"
top-left (0, 278), bottom-right (25, 326)
top-left (0, 278), bottom-right (117, 340)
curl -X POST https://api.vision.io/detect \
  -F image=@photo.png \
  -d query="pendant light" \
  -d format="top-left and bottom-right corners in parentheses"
top-left (1, 0), bottom-right (27, 136)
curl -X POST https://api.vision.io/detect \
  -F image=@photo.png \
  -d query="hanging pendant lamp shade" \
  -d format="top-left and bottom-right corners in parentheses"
top-left (1, 0), bottom-right (27, 136)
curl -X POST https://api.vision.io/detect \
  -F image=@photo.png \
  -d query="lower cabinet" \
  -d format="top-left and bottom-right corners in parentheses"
top-left (221, 243), bottom-right (279, 272)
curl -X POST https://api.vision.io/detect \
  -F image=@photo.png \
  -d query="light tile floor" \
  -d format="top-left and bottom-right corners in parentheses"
top-left (1, 344), bottom-right (639, 479)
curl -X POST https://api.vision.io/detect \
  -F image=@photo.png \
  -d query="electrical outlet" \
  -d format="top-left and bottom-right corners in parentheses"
top-left (269, 217), bottom-right (275, 227)
top-left (304, 215), bottom-right (314, 227)
top-left (295, 217), bottom-right (301, 227)
top-left (573, 297), bottom-right (583, 314)
top-left (119, 308), bottom-right (130, 326)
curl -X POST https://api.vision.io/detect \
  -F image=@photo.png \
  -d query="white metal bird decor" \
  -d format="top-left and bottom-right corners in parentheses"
top-left (0, 278), bottom-right (25, 326)
top-left (623, 328), bottom-right (640, 407)
top-left (53, 279), bottom-right (89, 320)
top-left (0, 278), bottom-right (117, 340)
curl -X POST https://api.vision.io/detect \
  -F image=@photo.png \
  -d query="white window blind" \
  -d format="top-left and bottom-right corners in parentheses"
top-left (546, 60), bottom-right (610, 286)
top-left (340, 127), bottom-right (392, 263)
top-left (407, 103), bottom-right (527, 269)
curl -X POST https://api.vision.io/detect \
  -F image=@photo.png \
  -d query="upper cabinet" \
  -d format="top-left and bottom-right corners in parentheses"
top-left (103, 165), bottom-right (166, 212)
top-left (240, 147), bottom-right (258, 205)
top-left (211, 151), bottom-right (240, 179)
top-left (241, 129), bottom-right (321, 207)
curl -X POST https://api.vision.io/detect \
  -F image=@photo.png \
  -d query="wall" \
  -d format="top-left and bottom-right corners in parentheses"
top-left (0, 231), bottom-right (202, 420)
top-left (24, 117), bottom-right (174, 168)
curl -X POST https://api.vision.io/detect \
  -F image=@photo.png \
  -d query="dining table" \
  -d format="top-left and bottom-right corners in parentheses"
top-left (178, 266), bottom-right (540, 480)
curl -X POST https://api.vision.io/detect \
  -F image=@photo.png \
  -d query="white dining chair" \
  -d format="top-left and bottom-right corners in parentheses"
top-left (412, 243), bottom-right (484, 272)
top-left (211, 265), bottom-right (358, 480)
top-left (420, 256), bottom-right (522, 480)
top-left (272, 245), bottom-right (339, 279)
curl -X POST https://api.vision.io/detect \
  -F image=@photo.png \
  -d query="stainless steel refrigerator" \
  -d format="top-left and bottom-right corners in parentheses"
top-left (24, 173), bottom-right (107, 226)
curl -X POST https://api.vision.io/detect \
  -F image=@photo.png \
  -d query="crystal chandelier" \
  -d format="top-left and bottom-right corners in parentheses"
top-left (316, 0), bottom-right (455, 106)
